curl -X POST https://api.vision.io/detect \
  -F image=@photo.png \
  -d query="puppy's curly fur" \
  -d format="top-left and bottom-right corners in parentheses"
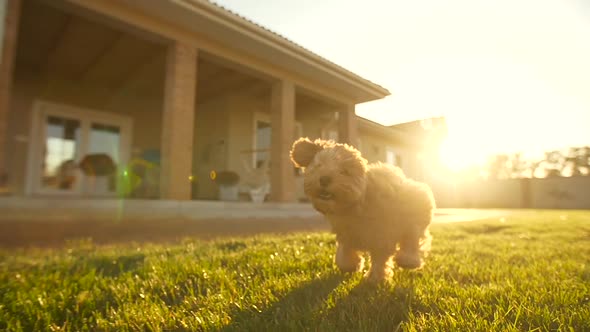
top-left (290, 137), bottom-right (435, 282)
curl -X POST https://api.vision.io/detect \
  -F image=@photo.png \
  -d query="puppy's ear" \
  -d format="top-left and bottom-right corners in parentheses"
top-left (290, 137), bottom-right (323, 168)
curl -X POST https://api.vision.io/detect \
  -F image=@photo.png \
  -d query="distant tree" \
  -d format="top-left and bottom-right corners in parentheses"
top-left (486, 154), bottom-right (510, 180)
top-left (509, 153), bottom-right (532, 178)
top-left (486, 153), bottom-right (530, 179)
top-left (481, 146), bottom-right (589, 180)
top-left (542, 150), bottom-right (566, 177)
top-left (529, 160), bottom-right (544, 178)
top-left (563, 146), bottom-right (590, 176)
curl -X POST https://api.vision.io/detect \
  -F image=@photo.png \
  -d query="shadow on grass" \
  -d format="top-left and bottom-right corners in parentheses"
top-left (218, 273), bottom-right (346, 331)
top-left (319, 272), bottom-right (423, 331)
top-left (219, 271), bottom-right (424, 331)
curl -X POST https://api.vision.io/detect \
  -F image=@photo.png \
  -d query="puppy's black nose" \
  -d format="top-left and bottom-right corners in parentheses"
top-left (319, 176), bottom-right (331, 187)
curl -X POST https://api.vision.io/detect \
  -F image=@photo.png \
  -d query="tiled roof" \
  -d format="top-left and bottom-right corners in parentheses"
top-left (205, 0), bottom-right (390, 94)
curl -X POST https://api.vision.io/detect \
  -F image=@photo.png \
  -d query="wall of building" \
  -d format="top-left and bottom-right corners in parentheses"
top-left (218, 93), bottom-right (335, 202)
top-left (192, 97), bottom-right (230, 200)
top-left (5, 69), bottom-right (36, 194)
top-left (357, 128), bottom-right (422, 182)
top-left (358, 131), bottom-right (386, 164)
top-left (400, 150), bottom-right (423, 181)
top-left (297, 105), bottom-right (332, 140)
top-left (294, 104), bottom-right (335, 201)
top-left (224, 93), bottom-right (311, 201)
top-left (0, 0), bottom-right (6, 63)
top-left (6, 69), bottom-right (334, 202)
top-left (225, 93), bottom-right (266, 183)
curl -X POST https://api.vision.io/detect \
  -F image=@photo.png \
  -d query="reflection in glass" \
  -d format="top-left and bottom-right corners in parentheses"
top-left (79, 123), bottom-right (121, 195)
top-left (255, 121), bottom-right (271, 168)
top-left (41, 116), bottom-right (80, 190)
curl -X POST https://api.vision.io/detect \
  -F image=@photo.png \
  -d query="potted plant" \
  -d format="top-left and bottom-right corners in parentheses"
top-left (214, 170), bottom-right (240, 201)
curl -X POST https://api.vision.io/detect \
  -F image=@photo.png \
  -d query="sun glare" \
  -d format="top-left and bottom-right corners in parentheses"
top-left (438, 131), bottom-right (487, 172)
top-left (438, 139), bottom-right (469, 171)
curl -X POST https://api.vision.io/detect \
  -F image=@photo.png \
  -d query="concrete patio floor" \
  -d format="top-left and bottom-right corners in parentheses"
top-left (0, 197), bottom-right (512, 223)
top-left (0, 197), bottom-right (515, 248)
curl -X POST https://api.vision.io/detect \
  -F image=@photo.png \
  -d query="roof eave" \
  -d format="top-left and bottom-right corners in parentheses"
top-left (358, 117), bottom-right (418, 147)
top-left (191, 0), bottom-right (391, 100)
top-left (126, 0), bottom-right (390, 103)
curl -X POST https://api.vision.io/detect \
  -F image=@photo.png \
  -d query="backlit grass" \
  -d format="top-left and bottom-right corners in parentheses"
top-left (1, 210), bottom-right (589, 331)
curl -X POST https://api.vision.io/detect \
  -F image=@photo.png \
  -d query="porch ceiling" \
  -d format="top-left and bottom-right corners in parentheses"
top-left (15, 0), bottom-right (270, 105)
top-left (120, 0), bottom-right (391, 104)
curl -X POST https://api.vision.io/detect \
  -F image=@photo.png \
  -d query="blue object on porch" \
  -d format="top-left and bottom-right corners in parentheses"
top-left (141, 149), bottom-right (161, 165)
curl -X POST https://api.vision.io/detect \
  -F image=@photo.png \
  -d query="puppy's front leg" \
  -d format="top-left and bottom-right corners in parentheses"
top-left (395, 228), bottom-right (427, 269)
top-left (335, 242), bottom-right (364, 273)
top-left (366, 251), bottom-right (394, 282)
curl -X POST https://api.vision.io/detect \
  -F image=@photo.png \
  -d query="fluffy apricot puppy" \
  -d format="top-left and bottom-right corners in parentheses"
top-left (290, 138), bottom-right (435, 282)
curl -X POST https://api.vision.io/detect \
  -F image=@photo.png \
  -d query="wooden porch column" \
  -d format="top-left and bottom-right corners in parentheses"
top-left (270, 80), bottom-right (296, 202)
top-left (160, 42), bottom-right (197, 200)
top-left (0, 0), bottom-right (22, 188)
top-left (338, 103), bottom-right (358, 147)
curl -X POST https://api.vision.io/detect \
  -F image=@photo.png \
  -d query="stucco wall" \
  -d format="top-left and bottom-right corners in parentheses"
top-left (226, 93), bottom-right (265, 182)
top-left (530, 176), bottom-right (590, 209)
top-left (192, 97), bottom-right (230, 200)
top-left (465, 178), bottom-right (523, 208)
top-left (357, 128), bottom-right (422, 182)
top-left (358, 131), bottom-right (385, 164)
top-left (294, 104), bottom-right (335, 201)
top-left (214, 93), bottom-right (336, 202)
top-left (223, 93), bottom-right (318, 201)
top-left (0, 0), bottom-right (6, 64)
top-left (432, 176), bottom-right (590, 209)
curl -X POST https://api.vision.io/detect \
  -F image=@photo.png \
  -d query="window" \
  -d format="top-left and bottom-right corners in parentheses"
top-left (321, 125), bottom-right (338, 141)
top-left (29, 101), bottom-right (131, 196)
top-left (327, 130), bottom-right (338, 141)
top-left (255, 120), bottom-right (271, 168)
top-left (386, 147), bottom-right (398, 166)
top-left (253, 113), bottom-right (302, 168)
top-left (42, 116), bottom-right (81, 190)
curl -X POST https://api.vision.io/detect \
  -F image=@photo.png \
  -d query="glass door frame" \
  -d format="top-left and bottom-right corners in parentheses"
top-left (252, 111), bottom-right (302, 169)
top-left (26, 101), bottom-right (133, 197)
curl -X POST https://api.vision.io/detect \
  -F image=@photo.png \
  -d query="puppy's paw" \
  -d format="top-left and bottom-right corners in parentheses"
top-left (395, 250), bottom-right (423, 269)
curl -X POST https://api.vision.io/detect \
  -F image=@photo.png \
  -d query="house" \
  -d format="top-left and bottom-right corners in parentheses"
top-left (0, 0), bottom-right (393, 207)
top-left (284, 114), bottom-right (447, 202)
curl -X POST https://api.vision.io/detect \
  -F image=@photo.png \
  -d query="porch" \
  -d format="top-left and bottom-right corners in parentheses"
top-left (0, 197), bottom-right (326, 248)
top-left (0, 197), bottom-right (320, 222)
top-left (0, 197), bottom-right (506, 248)
top-left (0, 0), bottom-right (380, 203)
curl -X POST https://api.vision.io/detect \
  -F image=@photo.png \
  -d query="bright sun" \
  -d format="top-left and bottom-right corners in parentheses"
top-left (436, 115), bottom-right (497, 172)
top-left (439, 139), bottom-right (465, 171)
top-left (438, 136), bottom-right (486, 172)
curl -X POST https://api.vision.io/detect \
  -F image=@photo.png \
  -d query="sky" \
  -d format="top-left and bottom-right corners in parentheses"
top-left (214, 0), bottom-right (590, 169)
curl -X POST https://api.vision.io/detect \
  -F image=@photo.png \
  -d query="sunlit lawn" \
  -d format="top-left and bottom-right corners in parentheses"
top-left (1, 210), bottom-right (589, 331)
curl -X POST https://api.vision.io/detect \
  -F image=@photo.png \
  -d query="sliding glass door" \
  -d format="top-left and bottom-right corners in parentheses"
top-left (30, 102), bottom-right (132, 197)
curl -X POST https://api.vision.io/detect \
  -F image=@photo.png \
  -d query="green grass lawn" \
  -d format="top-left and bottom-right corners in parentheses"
top-left (1, 210), bottom-right (589, 331)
